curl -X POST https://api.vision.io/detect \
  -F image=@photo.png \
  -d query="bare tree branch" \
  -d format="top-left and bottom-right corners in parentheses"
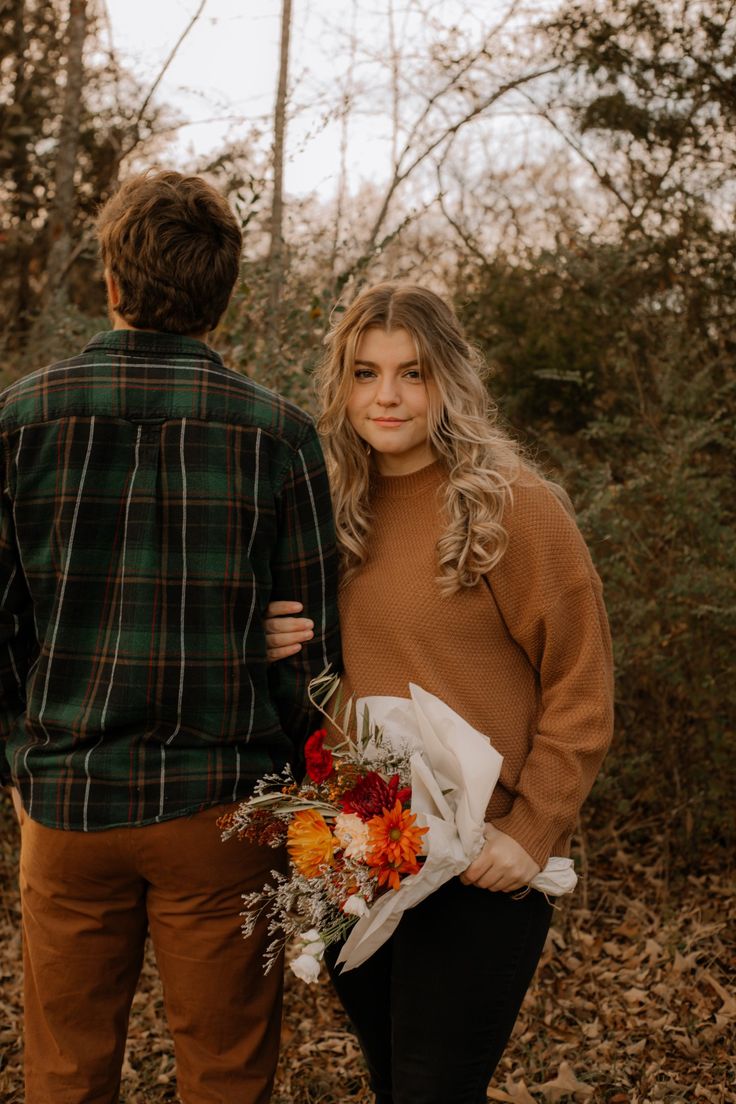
top-left (330, 0), bottom-right (358, 275)
top-left (435, 155), bottom-right (491, 266)
top-left (266, 0), bottom-right (293, 367)
top-left (393, 43), bottom-right (492, 180)
top-left (354, 63), bottom-right (560, 275)
top-left (335, 199), bottom-right (436, 296)
top-left (387, 0), bottom-right (401, 167)
top-left (522, 92), bottom-right (639, 221)
top-left (118, 0), bottom-right (207, 163)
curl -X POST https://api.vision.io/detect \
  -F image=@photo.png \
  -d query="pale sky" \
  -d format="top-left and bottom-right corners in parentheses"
top-left (105, 0), bottom-right (408, 197)
top-left (104, 0), bottom-right (534, 200)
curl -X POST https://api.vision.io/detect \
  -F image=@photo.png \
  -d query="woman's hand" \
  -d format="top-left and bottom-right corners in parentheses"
top-left (460, 823), bottom-right (540, 894)
top-left (264, 600), bottom-right (314, 662)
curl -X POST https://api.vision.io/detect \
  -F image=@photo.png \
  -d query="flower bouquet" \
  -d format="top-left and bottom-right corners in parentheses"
top-left (219, 672), bottom-right (429, 982)
top-left (222, 673), bottom-right (577, 982)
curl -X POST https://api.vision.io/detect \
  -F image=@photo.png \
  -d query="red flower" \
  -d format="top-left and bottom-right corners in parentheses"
top-left (341, 771), bottom-right (412, 822)
top-left (304, 728), bottom-right (334, 783)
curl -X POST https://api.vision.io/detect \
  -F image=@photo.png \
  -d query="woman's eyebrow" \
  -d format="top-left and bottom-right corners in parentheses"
top-left (353, 359), bottom-right (419, 368)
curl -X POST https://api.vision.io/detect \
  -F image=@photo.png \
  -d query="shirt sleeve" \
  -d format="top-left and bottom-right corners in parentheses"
top-left (0, 468), bottom-right (35, 786)
top-left (487, 480), bottom-right (614, 868)
top-left (267, 422), bottom-right (342, 751)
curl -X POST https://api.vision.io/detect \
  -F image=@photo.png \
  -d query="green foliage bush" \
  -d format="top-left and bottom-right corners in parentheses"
top-left (459, 234), bottom-right (736, 863)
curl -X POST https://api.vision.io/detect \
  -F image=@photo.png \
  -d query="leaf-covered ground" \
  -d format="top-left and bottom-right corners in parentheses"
top-left (0, 791), bottom-right (733, 1103)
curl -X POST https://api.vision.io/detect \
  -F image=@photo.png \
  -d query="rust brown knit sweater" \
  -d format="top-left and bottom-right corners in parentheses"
top-left (338, 460), bottom-right (614, 868)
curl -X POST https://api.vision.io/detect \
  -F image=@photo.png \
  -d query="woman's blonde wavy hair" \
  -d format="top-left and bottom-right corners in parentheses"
top-left (316, 282), bottom-right (551, 594)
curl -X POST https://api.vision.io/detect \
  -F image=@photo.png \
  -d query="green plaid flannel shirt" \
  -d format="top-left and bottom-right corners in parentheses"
top-left (0, 330), bottom-right (341, 830)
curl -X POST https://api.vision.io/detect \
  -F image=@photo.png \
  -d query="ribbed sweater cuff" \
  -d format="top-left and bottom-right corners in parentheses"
top-left (490, 799), bottom-right (563, 870)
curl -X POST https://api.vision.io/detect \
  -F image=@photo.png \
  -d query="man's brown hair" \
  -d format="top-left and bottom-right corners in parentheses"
top-left (97, 171), bottom-right (242, 335)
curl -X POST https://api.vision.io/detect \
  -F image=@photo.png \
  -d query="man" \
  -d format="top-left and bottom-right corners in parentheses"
top-left (0, 171), bottom-right (341, 1103)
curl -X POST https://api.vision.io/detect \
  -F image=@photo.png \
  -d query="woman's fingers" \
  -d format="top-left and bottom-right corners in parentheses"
top-left (462, 864), bottom-right (526, 894)
top-left (263, 618), bottom-right (313, 640)
top-left (266, 628), bottom-right (313, 648)
top-left (267, 642), bottom-right (305, 662)
top-left (460, 824), bottom-right (540, 894)
top-left (263, 600), bottom-right (314, 662)
top-left (266, 600), bottom-right (304, 617)
top-left (476, 870), bottom-right (522, 893)
top-left (264, 616), bottom-right (301, 634)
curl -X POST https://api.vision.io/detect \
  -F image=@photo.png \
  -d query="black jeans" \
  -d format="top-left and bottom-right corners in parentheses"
top-left (326, 877), bottom-right (553, 1104)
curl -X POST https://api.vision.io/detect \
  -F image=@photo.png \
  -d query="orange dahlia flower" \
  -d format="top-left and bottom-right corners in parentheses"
top-left (287, 809), bottom-right (336, 878)
top-left (365, 800), bottom-right (428, 891)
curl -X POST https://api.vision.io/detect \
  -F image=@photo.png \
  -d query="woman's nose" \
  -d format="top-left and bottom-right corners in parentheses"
top-left (375, 376), bottom-right (399, 404)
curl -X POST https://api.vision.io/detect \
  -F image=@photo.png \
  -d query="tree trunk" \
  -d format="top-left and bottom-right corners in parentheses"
top-left (44, 0), bottom-right (88, 299)
top-left (266, 0), bottom-right (293, 375)
top-left (9, 0), bottom-right (32, 332)
top-left (329, 0), bottom-right (358, 278)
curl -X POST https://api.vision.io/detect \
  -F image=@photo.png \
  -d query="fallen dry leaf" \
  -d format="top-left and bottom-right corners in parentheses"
top-left (1, 790), bottom-right (734, 1103)
top-left (535, 1061), bottom-right (594, 1101)
top-left (702, 971), bottom-right (736, 1019)
top-left (694, 1083), bottom-right (724, 1102)
top-left (503, 1075), bottom-right (536, 1104)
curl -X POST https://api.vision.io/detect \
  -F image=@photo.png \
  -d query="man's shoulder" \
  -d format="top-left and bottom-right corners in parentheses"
top-left (0, 336), bottom-right (316, 452)
top-left (0, 350), bottom-right (90, 423)
top-left (229, 371), bottom-right (315, 446)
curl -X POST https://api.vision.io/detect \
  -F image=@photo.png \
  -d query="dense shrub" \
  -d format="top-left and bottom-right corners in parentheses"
top-left (459, 236), bottom-right (736, 863)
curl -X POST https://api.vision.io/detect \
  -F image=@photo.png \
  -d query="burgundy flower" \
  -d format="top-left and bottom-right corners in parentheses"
top-left (304, 729), bottom-right (334, 783)
top-left (341, 771), bottom-right (411, 821)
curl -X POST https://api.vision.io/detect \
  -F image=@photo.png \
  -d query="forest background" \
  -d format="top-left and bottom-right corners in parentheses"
top-left (0, 1), bottom-right (734, 1101)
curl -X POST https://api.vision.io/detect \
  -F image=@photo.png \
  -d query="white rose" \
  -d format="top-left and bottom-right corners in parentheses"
top-left (334, 813), bottom-right (370, 860)
top-left (295, 928), bottom-right (325, 960)
top-left (290, 953), bottom-right (322, 984)
top-left (342, 893), bottom-right (370, 918)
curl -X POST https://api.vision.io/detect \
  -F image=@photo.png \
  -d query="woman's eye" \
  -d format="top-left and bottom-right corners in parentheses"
top-left (404, 369), bottom-right (422, 380)
top-left (354, 368), bottom-right (375, 380)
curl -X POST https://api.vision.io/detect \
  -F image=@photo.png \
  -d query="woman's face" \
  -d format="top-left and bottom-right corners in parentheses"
top-left (346, 327), bottom-right (438, 477)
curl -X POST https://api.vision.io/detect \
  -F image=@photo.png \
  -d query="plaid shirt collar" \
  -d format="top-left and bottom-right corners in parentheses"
top-left (83, 328), bottom-right (226, 365)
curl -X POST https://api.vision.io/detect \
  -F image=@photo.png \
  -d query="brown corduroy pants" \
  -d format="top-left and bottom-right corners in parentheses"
top-left (18, 802), bottom-right (285, 1104)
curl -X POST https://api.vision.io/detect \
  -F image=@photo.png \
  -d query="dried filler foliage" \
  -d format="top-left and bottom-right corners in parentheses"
top-left (0, 791), bottom-right (733, 1103)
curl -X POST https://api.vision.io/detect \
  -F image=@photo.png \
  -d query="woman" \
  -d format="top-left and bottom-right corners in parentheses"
top-left (265, 283), bottom-right (613, 1104)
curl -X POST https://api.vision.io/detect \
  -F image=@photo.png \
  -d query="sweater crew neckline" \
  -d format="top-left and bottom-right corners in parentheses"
top-left (370, 459), bottom-right (445, 499)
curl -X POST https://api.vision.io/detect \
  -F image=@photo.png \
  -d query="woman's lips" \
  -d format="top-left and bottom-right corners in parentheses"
top-left (372, 418), bottom-right (406, 426)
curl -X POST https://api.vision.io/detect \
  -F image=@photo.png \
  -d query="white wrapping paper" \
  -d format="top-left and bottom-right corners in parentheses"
top-left (337, 684), bottom-right (577, 972)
